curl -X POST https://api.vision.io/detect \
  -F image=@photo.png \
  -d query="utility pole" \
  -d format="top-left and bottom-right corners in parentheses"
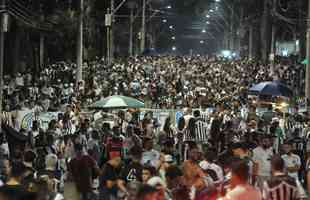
top-left (305, 0), bottom-right (310, 104)
top-left (129, 9), bottom-right (134, 56)
top-left (110, 0), bottom-right (114, 63)
top-left (127, 2), bottom-right (136, 56)
top-left (39, 13), bottom-right (44, 69)
top-left (230, 1), bottom-right (234, 51)
top-left (0, 0), bottom-right (7, 131)
top-left (261, 0), bottom-right (269, 63)
top-left (106, 9), bottom-right (112, 65)
top-left (76, 0), bottom-right (83, 85)
top-left (249, 25), bottom-right (254, 59)
top-left (140, 0), bottom-right (146, 53)
top-left (270, 0), bottom-right (277, 76)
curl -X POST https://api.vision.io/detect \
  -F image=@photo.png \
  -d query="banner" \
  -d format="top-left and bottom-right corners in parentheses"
top-left (17, 111), bottom-right (60, 131)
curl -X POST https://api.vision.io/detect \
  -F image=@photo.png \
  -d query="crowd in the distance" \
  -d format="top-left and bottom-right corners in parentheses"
top-left (1, 56), bottom-right (304, 113)
top-left (0, 56), bottom-right (308, 200)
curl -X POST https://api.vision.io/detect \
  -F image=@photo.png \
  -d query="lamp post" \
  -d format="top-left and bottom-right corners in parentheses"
top-left (140, 0), bottom-right (146, 53)
top-left (305, 0), bottom-right (310, 106)
top-left (76, 0), bottom-right (83, 84)
top-left (127, 1), bottom-right (137, 56)
top-left (0, 0), bottom-right (8, 132)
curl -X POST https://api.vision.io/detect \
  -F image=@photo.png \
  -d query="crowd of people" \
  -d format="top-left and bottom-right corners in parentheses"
top-left (1, 56), bottom-right (304, 113)
top-left (0, 55), bottom-right (308, 200)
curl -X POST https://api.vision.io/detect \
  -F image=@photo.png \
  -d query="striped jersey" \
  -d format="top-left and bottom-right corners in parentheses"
top-left (262, 175), bottom-right (306, 200)
top-left (183, 118), bottom-right (209, 142)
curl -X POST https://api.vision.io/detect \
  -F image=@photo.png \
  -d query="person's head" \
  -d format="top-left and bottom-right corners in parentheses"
top-left (91, 130), bottom-right (99, 140)
top-left (48, 119), bottom-right (57, 130)
top-left (74, 143), bottom-right (83, 154)
top-left (32, 120), bottom-right (39, 131)
top-left (112, 126), bottom-right (121, 136)
top-left (137, 185), bottom-right (159, 200)
top-left (84, 119), bottom-right (90, 128)
top-left (165, 165), bottom-right (182, 189)
top-left (229, 159), bottom-right (249, 187)
top-left (102, 122), bottom-right (111, 132)
top-left (0, 157), bottom-right (11, 178)
top-left (143, 138), bottom-right (153, 151)
top-left (10, 161), bottom-right (26, 181)
top-left (45, 154), bottom-right (58, 170)
top-left (204, 150), bottom-right (217, 163)
top-left (177, 116), bottom-right (185, 131)
top-left (142, 165), bottom-right (156, 183)
top-left (57, 113), bottom-right (63, 121)
top-left (163, 117), bottom-right (171, 133)
top-left (109, 156), bottom-right (122, 168)
top-left (261, 136), bottom-right (271, 149)
top-left (282, 142), bottom-right (293, 155)
top-left (231, 142), bottom-right (248, 157)
top-left (271, 155), bottom-right (285, 174)
top-left (193, 110), bottom-right (200, 118)
top-left (189, 147), bottom-right (201, 162)
top-left (129, 146), bottom-right (142, 162)
top-left (66, 105), bottom-right (72, 113)
top-left (24, 150), bottom-right (36, 167)
top-left (127, 181), bottom-right (142, 200)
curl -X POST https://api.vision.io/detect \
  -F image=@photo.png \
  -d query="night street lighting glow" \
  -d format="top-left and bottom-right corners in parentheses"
top-left (172, 36), bottom-right (175, 40)
top-left (215, 0), bottom-right (221, 2)
top-left (200, 40), bottom-right (204, 44)
top-left (166, 5), bottom-right (172, 9)
top-left (206, 14), bottom-right (210, 18)
top-left (206, 21), bottom-right (210, 24)
top-left (202, 29), bottom-right (206, 33)
top-left (172, 46), bottom-right (176, 51)
top-left (162, 19), bottom-right (167, 23)
top-left (169, 25), bottom-right (174, 29)
top-left (209, 9), bottom-right (214, 12)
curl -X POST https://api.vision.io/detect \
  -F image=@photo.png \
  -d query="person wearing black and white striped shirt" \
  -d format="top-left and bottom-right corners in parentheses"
top-left (193, 110), bottom-right (209, 143)
top-left (262, 155), bottom-right (307, 200)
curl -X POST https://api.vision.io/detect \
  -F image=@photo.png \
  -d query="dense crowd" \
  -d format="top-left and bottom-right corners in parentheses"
top-left (1, 56), bottom-right (304, 112)
top-left (0, 56), bottom-right (309, 200)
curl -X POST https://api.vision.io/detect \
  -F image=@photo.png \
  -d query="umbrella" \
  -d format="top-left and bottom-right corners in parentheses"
top-left (89, 95), bottom-right (144, 109)
top-left (249, 81), bottom-right (293, 97)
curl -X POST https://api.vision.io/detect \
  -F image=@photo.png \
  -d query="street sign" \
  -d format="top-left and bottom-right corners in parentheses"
top-left (105, 14), bottom-right (112, 26)
top-left (269, 53), bottom-right (275, 61)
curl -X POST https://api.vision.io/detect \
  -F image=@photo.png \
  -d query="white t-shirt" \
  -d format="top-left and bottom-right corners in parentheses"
top-left (141, 149), bottom-right (160, 168)
top-left (252, 146), bottom-right (273, 177)
top-left (199, 160), bottom-right (224, 182)
top-left (282, 154), bottom-right (301, 179)
top-left (218, 184), bottom-right (262, 200)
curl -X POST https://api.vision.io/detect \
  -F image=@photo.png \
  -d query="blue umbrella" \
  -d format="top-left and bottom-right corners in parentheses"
top-left (249, 81), bottom-right (293, 97)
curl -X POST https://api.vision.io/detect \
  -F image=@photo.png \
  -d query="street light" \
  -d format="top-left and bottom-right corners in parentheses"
top-left (200, 40), bottom-right (204, 44)
top-left (172, 46), bottom-right (176, 51)
top-left (202, 29), bottom-right (206, 33)
top-left (209, 9), bottom-right (214, 12)
top-left (206, 21), bottom-right (210, 24)
top-left (162, 19), bottom-right (167, 23)
top-left (215, 0), bottom-right (221, 2)
top-left (206, 14), bottom-right (210, 18)
top-left (166, 5), bottom-right (172, 9)
top-left (171, 36), bottom-right (176, 40)
top-left (169, 25), bottom-right (174, 29)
